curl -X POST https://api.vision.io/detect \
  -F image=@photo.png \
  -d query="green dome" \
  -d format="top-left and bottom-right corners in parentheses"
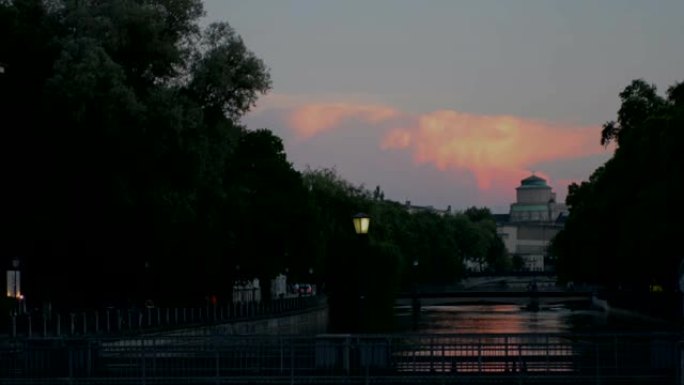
top-left (520, 174), bottom-right (548, 187)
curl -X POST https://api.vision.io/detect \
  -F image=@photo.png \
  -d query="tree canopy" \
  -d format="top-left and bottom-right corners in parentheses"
top-left (552, 79), bottom-right (684, 291)
top-left (0, 0), bottom-right (274, 307)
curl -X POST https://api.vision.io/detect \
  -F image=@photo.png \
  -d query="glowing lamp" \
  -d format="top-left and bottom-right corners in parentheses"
top-left (352, 213), bottom-right (371, 235)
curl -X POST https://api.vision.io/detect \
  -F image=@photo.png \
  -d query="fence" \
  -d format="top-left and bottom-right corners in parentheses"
top-left (2, 295), bottom-right (324, 338)
top-left (0, 332), bottom-right (680, 384)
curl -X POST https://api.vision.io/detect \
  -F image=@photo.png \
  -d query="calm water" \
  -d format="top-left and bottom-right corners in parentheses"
top-left (394, 301), bottom-right (677, 334)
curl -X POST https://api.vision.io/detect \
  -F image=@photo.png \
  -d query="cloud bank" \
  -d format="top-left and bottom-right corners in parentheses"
top-left (287, 103), bottom-right (398, 139)
top-left (242, 94), bottom-right (610, 207)
top-left (280, 101), bottom-right (602, 191)
top-left (380, 110), bottom-right (600, 190)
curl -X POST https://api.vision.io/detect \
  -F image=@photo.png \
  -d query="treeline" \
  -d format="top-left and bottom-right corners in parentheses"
top-left (552, 79), bottom-right (684, 292)
top-left (302, 169), bottom-right (507, 331)
top-left (0, 0), bottom-right (506, 330)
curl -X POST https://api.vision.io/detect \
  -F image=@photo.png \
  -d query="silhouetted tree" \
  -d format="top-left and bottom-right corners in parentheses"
top-left (553, 79), bottom-right (684, 292)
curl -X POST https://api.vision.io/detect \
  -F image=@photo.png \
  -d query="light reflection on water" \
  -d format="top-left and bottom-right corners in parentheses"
top-left (391, 302), bottom-right (672, 374)
top-left (395, 301), bottom-right (672, 334)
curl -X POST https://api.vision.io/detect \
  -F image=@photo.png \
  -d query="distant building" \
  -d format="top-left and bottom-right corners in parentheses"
top-left (496, 175), bottom-right (567, 271)
top-left (405, 201), bottom-right (451, 216)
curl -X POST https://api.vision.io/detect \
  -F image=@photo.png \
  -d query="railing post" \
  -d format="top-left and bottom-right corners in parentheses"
top-left (141, 338), bottom-right (146, 385)
top-left (95, 311), bottom-right (99, 334)
top-left (68, 342), bottom-right (73, 382)
top-left (56, 314), bottom-right (61, 337)
top-left (430, 336), bottom-right (434, 372)
top-left (546, 335), bottom-right (550, 372)
top-left (87, 340), bottom-right (92, 377)
top-left (280, 337), bottom-right (284, 374)
top-left (82, 312), bottom-right (87, 335)
top-left (43, 315), bottom-right (48, 337)
top-left (339, 336), bottom-right (349, 376)
top-left (290, 338), bottom-right (295, 385)
top-left (70, 313), bottom-right (75, 335)
top-left (613, 335), bottom-right (618, 375)
top-left (106, 310), bottom-right (111, 333)
top-left (505, 336), bottom-right (509, 372)
top-left (478, 336), bottom-right (483, 372)
top-left (595, 340), bottom-right (600, 385)
top-left (215, 348), bottom-right (220, 381)
top-left (677, 341), bottom-right (684, 385)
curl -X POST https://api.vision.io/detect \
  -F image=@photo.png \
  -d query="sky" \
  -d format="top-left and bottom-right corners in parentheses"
top-left (203, 0), bottom-right (684, 213)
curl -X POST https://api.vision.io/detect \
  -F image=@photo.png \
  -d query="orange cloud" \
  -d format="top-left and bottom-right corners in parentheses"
top-left (381, 110), bottom-right (602, 190)
top-left (287, 103), bottom-right (398, 139)
top-left (277, 100), bottom-right (605, 195)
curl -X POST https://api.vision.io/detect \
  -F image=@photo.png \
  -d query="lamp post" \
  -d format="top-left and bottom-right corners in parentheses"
top-left (352, 213), bottom-right (370, 332)
top-left (411, 258), bottom-right (421, 331)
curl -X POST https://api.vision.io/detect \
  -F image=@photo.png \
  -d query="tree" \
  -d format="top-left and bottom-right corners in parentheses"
top-left (229, 129), bottom-right (308, 302)
top-left (0, 0), bottom-right (272, 307)
top-left (553, 79), bottom-right (684, 291)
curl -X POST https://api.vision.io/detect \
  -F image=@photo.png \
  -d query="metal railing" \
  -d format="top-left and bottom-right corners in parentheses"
top-left (0, 332), bottom-right (680, 384)
top-left (2, 295), bottom-right (324, 338)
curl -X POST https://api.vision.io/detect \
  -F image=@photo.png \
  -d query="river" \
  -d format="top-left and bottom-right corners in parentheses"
top-left (394, 300), bottom-right (678, 334)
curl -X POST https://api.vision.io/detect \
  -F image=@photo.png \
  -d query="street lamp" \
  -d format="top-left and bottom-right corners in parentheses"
top-left (352, 213), bottom-right (371, 332)
top-left (411, 258), bottom-right (421, 330)
top-left (352, 213), bottom-right (370, 235)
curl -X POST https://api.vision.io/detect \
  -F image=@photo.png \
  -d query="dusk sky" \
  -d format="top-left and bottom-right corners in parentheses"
top-left (203, 1), bottom-right (683, 213)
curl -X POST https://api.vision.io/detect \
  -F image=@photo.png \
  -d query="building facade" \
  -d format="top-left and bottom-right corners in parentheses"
top-left (496, 175), bottom-right (567, 271)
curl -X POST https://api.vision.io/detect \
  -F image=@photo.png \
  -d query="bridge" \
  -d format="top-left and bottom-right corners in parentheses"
top-left (396, 274), bottom-right (593, 307)
top-left (0, 332), bottom-right (680, 384)
top-left (396, 291), bottom-right (592, 307)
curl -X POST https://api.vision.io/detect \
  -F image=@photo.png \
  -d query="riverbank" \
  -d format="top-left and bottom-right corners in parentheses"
top-left (591, 290), bottom-right (681, 330)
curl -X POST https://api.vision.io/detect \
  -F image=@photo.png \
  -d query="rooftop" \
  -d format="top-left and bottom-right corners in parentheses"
top-left (517, 174), bottom-right (549, 189)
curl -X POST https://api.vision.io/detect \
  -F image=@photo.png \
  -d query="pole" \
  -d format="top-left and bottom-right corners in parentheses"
top-left (412, 261), bottom-right (420, 331)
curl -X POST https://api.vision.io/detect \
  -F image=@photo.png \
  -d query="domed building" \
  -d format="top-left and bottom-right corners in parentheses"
top-left (510, 174), bottom-right (567, 222)
top-left (496, 174), bottom-right (568, 271)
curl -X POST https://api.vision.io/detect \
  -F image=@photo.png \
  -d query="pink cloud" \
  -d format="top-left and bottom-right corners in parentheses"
top-left (270, 100), bottom-right (605, 199)
top-left (286, 103), bottom-right (398, 139)
top-left (381, 110), bottom-right (602, 190)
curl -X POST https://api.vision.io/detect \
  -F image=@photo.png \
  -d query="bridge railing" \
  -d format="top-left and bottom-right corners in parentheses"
top-left (0, 332), bottom-right (680, 384)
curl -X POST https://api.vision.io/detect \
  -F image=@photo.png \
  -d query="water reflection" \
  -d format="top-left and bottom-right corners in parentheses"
top-left (395, 301), bottom-right (673, 334)
top-left (391, 302), bottom-right (677, 375)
